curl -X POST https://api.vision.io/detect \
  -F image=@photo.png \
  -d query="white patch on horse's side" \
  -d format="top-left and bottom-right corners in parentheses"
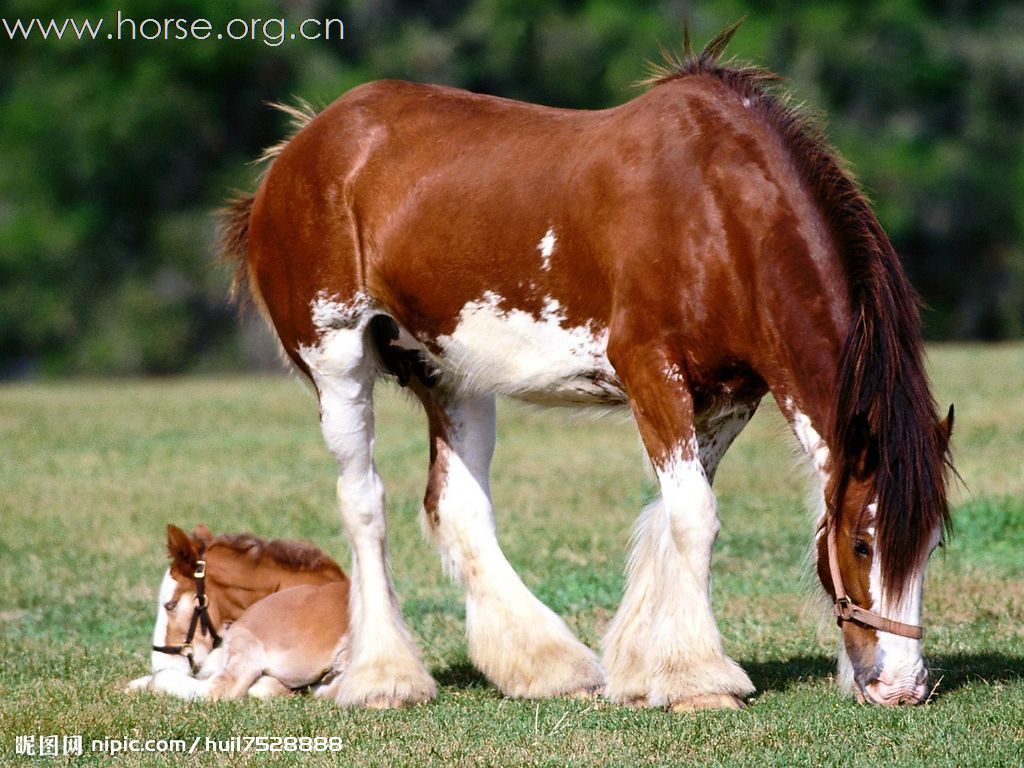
top-left (150, 569), bottom-right (190, 674)
top-left (604, 443), bottom-right (754, 704)
top-left (436, 292), bottom-right (624, 405)
top-left (537, 228), bottom-right (557, 271)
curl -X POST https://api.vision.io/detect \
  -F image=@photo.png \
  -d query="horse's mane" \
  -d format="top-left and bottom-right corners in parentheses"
top-left (209, 532), bottom-right (344, 576)
top-left (646, 21), bottom-right (951, 601)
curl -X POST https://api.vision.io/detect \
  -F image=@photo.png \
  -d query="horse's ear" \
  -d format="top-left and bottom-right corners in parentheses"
top-left (166, 524), bottom-right (198, 569)
top-left (192, 524), bottom-right (213, 546)
top-left (939, 404), bottom-right (955, 449)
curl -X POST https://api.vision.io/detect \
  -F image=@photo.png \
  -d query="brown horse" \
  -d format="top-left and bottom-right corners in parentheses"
top-left (219, 22), bottom-right (952, 710)
top-left (128, 524), bottom-right (348, 694)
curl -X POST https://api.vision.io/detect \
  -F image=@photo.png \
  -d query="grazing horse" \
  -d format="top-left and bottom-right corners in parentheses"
top-left (128, 524), bottom-right (348, 697)
top-left (219, 23), bottom-right (953, 710)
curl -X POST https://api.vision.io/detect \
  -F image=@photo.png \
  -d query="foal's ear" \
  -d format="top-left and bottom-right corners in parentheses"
top-left (192, 524), bottom-right (213, 546)
top-left (166, 524), bottom-right (199, 569)
top-left (939, 404), bottom-right (955, 448)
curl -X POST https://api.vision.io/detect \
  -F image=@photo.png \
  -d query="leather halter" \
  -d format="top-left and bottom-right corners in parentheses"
top-left (152, 558), bottom-right (223, 673)
top-left (826, 520), bottom-right (923, 640)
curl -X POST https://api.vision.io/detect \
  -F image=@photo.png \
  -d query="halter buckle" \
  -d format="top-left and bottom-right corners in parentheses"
top-left (834, 597), bottom-right (854, 623)
top-left (193, 559), bottom-right (207, 579)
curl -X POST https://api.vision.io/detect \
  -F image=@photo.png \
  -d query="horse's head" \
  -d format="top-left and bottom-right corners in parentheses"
top-left (816, 406), bottom-right (954, 706)
top-left (150, 524), bottom-right (220, 673)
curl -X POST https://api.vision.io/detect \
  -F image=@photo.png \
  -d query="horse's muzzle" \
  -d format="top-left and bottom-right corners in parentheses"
top-left (859, 669), bottom-right (929, 706)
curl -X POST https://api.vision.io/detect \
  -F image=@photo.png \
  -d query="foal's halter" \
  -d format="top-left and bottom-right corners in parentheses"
top-left (152, 558), bottom-right (223, 673)
top-left (826, 521), bottom-right (923, 640)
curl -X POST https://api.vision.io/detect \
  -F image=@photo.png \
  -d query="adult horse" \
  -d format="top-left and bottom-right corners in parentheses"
top-left (219, 23), bottom-right (952, 710)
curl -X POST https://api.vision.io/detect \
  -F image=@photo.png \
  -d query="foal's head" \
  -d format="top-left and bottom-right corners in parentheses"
top-left (816, 408), bottom-right (954, 706)
top-left (150, 524), bottom-right (223, 673)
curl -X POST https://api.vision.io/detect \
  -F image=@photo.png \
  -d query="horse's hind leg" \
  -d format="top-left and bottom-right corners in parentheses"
top-left (413, 387), bottom-right (604, 698)
top-left (603, 341), bottom-right (755, 710)
top-left (303, 319), bottom-right (435, 708)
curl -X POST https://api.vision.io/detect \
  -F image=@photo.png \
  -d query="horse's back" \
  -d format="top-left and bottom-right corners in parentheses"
top-left (248, 76), bottom-right (842, 403)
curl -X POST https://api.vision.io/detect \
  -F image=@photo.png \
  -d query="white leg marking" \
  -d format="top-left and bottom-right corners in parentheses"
top-left (604, 447), bottom-right (754, 707)
top-left (302, 322), bottom-right (435, 708)
top-left (427, 395), bottom-right (603, 698)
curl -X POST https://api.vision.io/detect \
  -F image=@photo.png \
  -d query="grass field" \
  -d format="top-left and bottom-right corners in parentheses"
top-left (1, 344), bottom-right (1022, 766)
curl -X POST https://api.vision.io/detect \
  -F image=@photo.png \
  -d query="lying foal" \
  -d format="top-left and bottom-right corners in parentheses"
top-left (127, 524), bottom-right (350, 699)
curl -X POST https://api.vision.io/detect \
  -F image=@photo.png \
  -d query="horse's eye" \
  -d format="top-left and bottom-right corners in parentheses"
top-left (163, 600), bottom-right (178, 612)
top-left (853, 541), bottom-right (870, 557)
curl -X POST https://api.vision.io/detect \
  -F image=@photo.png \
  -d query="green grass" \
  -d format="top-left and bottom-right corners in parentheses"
top-left (1, 344), bottom-right (1022, 766)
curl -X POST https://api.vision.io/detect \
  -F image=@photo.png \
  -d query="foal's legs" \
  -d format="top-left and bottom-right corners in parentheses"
top-left (603, 343), bottom-right (755, 710)
top-left (413, 387), bottom-right (604, 698)
top-left (303, 324), bottom-right (436, 708)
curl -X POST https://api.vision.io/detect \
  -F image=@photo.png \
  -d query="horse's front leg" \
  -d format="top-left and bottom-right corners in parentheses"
top-left (413, 388), bottom-right (604, 698)
top-left (603, 340), bottom-right (754, 710)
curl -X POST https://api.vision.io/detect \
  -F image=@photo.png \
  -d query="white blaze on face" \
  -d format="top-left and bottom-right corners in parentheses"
top-left (150, 569), bottom-right (190, 674)
top-left (866, 505), bottom-right (933, 699)
top-left (537, 228), bottom-right (557, 271)
top-left (437, 292), bottom-right (623, 404)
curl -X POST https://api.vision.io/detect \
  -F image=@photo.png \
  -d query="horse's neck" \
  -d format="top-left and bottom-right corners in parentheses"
top-left (207, 552), bottom-right (341, 622)
top-left (759, 252), bottom-right (850, 476)
top-left (206, 556), bottom-right (287, 619)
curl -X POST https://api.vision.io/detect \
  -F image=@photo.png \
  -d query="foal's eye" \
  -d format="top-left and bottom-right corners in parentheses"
top-left (163, 600), bottom-right (178, 612)
top-left (853, 541), bottom-right (870, 557)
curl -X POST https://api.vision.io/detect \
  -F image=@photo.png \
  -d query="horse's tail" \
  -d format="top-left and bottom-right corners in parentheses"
top-left (217, 101), bottom-right (321, 313)
top-left (217, 192), bottom-right (261, 309)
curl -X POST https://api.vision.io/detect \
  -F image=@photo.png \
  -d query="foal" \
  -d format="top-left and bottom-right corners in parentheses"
top-left (128, 525), bottom-right (349, 699)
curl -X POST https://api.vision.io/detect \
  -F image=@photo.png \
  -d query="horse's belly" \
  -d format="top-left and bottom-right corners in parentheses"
top-left (426, 293), bottom-right (626, 406)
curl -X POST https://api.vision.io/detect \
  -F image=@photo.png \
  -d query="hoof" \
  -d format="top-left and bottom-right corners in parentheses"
top-left (334, 665), bottom-right (437, 709)
top-left (670, 693), bottom-right (746, 712)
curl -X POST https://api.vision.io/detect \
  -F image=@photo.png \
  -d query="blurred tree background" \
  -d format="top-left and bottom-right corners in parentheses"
top-left (1, 0), bottom-right (1022, 376)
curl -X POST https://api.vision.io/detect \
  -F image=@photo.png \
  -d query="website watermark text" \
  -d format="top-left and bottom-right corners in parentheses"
top-left (2, 13), bottom-right (344, 47)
